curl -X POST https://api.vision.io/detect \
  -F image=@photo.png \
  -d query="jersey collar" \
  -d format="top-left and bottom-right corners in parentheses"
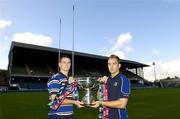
top-left (59, 72), bottom-right (68, 79)
top-left (109, 72), bottom-right (122, 79)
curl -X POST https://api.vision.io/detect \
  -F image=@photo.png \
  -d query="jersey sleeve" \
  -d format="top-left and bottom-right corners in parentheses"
top-left (47, 74), bottom-right (67, 95)
top-left (120, 76), bottom-right (131, 98)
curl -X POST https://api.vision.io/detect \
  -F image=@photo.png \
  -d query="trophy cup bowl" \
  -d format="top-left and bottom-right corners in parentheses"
top-left (76, 77), bottom-right (98, 106)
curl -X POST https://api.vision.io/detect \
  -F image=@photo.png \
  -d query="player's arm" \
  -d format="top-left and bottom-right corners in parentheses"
top-left (50, 92), bottom-right (83, 108)
top-left (61, 77), bottom-right (84, 107)
top-left (49, 92), bottom-right (79, 105)
top-left (102, 98), bottom-right (128, 108)
top-left (62, 99), bottom-right (83, 107)
top-left (91, 98), bottom-right (128, 109)
top-left (92, 77), bottom-right (130, 108)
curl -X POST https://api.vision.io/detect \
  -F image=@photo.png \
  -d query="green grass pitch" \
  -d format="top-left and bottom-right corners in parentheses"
top-left (0, 88), bottom-right (180, 119)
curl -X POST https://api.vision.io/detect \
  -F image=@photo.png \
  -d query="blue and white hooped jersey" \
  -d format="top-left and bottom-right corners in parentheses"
top-left (107, 72), bottom-right (131, 119)
top-left (47, 72), bottom-right (73, 116)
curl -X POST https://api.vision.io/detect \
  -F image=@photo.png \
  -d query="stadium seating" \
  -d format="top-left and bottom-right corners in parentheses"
top-left (159, 80), bottom-right (180, 88)
top-left (8, 42), bottom-right (150, 91)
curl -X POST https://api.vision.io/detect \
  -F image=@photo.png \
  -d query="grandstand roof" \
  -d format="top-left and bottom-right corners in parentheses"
top-left (9, 41), bottom-right (148, 69)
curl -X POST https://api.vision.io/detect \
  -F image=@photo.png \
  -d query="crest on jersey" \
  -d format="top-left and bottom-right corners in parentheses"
top-left (114, 82), bottom-right (118, 87)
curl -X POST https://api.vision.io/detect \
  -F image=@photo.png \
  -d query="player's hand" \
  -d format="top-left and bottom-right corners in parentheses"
top-left (90, 101), bottom-right (100, 108)
top-left (49, 94), bottom-right (56, 101)
top-left (98, 76), bottom-right (108, 83)
top-left (68, 77), bottom-right (76, 84)
top-left (75, 100), bottom-right (84, 108)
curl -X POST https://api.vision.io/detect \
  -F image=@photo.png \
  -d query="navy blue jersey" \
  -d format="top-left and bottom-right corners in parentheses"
top-left (47, 72), bottom-right (73, 116)
top-left (107, 72), bottom-right (131, 119)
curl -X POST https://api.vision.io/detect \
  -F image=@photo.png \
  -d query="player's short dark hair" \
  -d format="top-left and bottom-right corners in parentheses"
top-left (59, 55), bottom-right (71, 63)
top-left (108, 54), bottom-right (121, 64)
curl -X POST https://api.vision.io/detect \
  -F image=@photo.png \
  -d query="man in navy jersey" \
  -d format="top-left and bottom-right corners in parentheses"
top-left (47, 55), bottom-right (83, 119)
top-left (92, 54), bottom-right (131, 119)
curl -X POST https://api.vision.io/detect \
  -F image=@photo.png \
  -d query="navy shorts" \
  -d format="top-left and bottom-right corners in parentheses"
top-left (48, 114), bottom-right (73, 119)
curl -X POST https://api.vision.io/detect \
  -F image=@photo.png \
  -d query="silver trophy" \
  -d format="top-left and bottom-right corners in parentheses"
top-left (76, 77), bottom-right (98, 106)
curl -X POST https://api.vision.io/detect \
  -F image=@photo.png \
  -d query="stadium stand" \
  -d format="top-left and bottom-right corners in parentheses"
top-left (158, 77), bottom-right (180, 88)
top-left (8, 41), bottom-right (149, 90)
top-left (0, 69), bottom-right (8, 92)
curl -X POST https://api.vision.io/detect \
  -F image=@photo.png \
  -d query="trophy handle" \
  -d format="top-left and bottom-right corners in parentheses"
top-left (90, 80), bottom-right (99, 90)
top-left (77, 79), bottom-right (85, 90)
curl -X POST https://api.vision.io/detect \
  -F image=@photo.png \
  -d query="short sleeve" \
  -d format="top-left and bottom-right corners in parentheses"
top-left (47, 77), bottom-right (61, 95)
top-left (120, 76), bottom-right (131, 98)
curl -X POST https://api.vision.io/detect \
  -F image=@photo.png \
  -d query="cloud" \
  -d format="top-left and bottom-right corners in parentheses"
top-left (109, 32), bottom-right (132, 53)
top-left (3, 36), bottom-right (8, 40)
top-left (0, 32), bottom-right (53, 69)
top-left (0, 20), bottom-right (12, 69)
top-left (108, 50), bottom-right (126, 59)
top-left (12, 32), bottom-right (53, 46)
top-left (0, 20), bottom-right (12, 36)
top-left (144, 58), bottom-right (180, 82)
top-left (0, 20), bottom-right (12, 29)
top-left (106, 32), bottom-right (133, 59)
top-left (152, 48), bottom-right (160, 55)
top-left (125, 46), bottom-right (134, 53)
top-left (0, 36), bottom-right (11, 69)
top-left (0, 43), bottom-right (8, 54)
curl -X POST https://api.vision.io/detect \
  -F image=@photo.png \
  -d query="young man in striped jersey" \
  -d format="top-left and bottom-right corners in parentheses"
top-left (47, 55), bottom-right (83, 119)
top-left (92, 54), bottom-right (131, 119)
